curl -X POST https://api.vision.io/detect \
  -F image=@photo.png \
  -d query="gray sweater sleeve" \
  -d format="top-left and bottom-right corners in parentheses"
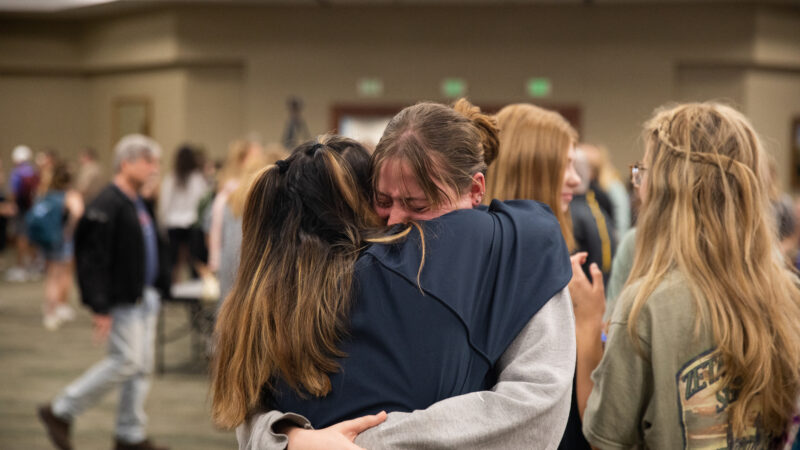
top-left (237, 288), bottom-right (576, 450)
top-left (236, 411), bottom-right (312, 450)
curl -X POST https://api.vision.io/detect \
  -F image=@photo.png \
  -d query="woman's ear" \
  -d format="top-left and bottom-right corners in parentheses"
top-left (471, 172), bottom-right (486, 206)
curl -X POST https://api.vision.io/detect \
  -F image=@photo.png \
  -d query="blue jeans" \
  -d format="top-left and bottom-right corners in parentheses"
top-left (52, 287), bottom-right (160, 443)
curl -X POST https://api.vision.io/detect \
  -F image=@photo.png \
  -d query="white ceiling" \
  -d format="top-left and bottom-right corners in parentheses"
top-left (0, 0), bottom-right (117, 13)
top-left (0, 0), bottom-right (795, 14)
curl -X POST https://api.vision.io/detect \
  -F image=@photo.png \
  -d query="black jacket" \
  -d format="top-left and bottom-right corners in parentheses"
top-left (570, 191), bottom-right (617, 286)
top-left (74, 184), bottom-right (170, 314)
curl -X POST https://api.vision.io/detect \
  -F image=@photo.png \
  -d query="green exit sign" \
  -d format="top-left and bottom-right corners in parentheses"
top-left (526, 78), bottom-right (552, 98)
top-left (358, 78), bottom-right (383, 97)
top-left (441, 78), bottom-right (467, 98)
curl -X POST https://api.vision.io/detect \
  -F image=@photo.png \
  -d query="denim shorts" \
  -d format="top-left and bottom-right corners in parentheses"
top-left (45, 240), bottom-right (74, 262)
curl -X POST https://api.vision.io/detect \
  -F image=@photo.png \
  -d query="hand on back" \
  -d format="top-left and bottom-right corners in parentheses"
top-left (286, 411), bottom-right (387, 450)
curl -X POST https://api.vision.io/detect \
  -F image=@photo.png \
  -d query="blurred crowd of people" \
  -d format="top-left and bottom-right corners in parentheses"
top-left (4, 99), bottom-right (800, 450)
top-left (0, 138), bottom-right (287, 332)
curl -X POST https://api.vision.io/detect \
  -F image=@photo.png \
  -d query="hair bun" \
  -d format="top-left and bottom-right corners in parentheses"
top-left (452, 98), bottom-right (500, 167)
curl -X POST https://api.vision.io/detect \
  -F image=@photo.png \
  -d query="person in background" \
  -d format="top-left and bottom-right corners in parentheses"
top-left (578, 103), bottom-right (800, 448)
top-left (206, 138), bottom-right (264, 275)
top-left (38, 162), bottom-right (84, 330)
top-left (603, 165), bottom-right (644, 326)
top-left (482, 103), bottom-right (589, 450)
top-left (35, 149), bottom-right (59, 198)
top-left (75, 147), bottom-right (106, 204)
top-left (0, 159), bottom-right (11, 262)
top-left (485, 103), bottom-right (581, 252)
top-left (158, 144), bottom-right (209, 281)
top-left (6, 145), bottom-right (39, 282)
top-left (604, 227), bottom-right (636, 321)
top-left (582, 143), bottom-right (631, 238)
top-left (601, 157), bottom-right (650, 321)
top-left (216, 145), bottom-right (285, 304)
top-left (765, 156), bottom-right (799, 268)
top-left (38, 134), bottom-right (171, 450)
top-left (570, 148), bottom-right (617, 286)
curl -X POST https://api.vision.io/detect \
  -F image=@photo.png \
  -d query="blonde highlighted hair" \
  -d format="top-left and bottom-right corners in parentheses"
top-left (627, 102), bottom-right (800, 438)
top-left (486, 104), bottom-right (578, 250)
top-left (211, 136), bottom-right (417, 429)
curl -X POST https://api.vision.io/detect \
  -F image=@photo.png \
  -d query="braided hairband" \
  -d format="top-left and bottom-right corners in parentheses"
top-left (653, 125), bottom-right (751, 175)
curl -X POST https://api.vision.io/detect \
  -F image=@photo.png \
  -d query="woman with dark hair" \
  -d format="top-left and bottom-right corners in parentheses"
top-left (159, 145), bottom-right (210, 281)
top-left (32, 162), bottom-right (84, 330)
top-left (216, 100), bottom-right (577, 450)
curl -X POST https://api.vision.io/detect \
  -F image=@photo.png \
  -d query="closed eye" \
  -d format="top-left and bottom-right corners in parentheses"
top-left (375, 195), bottom-right (392, 209)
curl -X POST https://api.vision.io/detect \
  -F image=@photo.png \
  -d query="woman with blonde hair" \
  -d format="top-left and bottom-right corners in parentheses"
top-left (219, 100), bottom-right (576, 450)
top-left (581, 103), bottom-right (800, 448)
top-left (216, 145), bottom-right (286, 303)
top-left (207, 139), bottom-right (266, 274)
top-left (485, 103), bottom-right (581, 250)
top-left (484, 103), bottom-right (592, 448)
top-left (34, 162), bottom-right (84, 330)
top-left (582, 143), bottom-right (631, 237)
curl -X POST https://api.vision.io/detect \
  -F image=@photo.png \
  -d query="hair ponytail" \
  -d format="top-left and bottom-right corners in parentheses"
top-left (211, 136), bottom-right (385, 429)
top-left (452, 98), bottom-right (500, 167)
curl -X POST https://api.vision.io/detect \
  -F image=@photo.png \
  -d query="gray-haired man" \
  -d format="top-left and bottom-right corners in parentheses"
top-left (38, 135), bottom-right (171, 450)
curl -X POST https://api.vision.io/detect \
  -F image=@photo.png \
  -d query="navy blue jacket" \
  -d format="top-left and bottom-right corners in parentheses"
top-left (267, 200), bottom-right (571, 427)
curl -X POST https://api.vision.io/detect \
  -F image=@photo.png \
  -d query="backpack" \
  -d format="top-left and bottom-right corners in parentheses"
top-left (13, 167), bottom-right (39, 212)
top-left (25, 191), bottom-right (66, 251)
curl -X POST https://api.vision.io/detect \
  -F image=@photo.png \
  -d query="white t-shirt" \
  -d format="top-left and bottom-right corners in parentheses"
top-left (158, 171), bottom-right (209, 229)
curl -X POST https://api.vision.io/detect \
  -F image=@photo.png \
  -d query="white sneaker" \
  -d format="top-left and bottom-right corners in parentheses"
top-left (55, 305), bottom-right (76, 322)
top-left (5, 267), bottom-right (28, 282)
top-left (43, 313), bottom-right (62, 331)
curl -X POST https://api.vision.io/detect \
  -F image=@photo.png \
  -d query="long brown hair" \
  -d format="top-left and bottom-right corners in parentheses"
top-left (211, 136), bottom-right (408, 429)
top-left (486, 104), bottom-right (578, 250)
top-left (372, 98), bottom-right (499, 208)
top-left (627, 102), bottom-right (800, 437)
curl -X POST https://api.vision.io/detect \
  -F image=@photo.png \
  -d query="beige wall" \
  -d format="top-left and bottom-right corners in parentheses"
top-left (2, 3), bottom-right (799, 187)
top-left (744, 70), bottom-right (800, 192)
top-left (0, 21), bottom-right (82, 67)
top-left (175, 4), bottom-right (758, 170)
top-left (754, 6), bottom-right (800, 64)
top-left (80, 11), bottom-right (179, 67)
top-left (89, 69), bottom-right (187, 172)
top-left (184, 67), bottom-right (244, 160)
top-left (675, 67), bottom-right (746, 110)
top-left (0, 75), bottom-right (90, 169)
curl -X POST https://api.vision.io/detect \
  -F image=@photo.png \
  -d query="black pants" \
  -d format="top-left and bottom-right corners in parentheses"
top-left (167, 227), bottom-right (207, 279)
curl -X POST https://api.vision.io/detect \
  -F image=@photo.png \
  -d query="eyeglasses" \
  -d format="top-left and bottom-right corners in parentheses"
top-left (630, 162), bottom-right (647, 188)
